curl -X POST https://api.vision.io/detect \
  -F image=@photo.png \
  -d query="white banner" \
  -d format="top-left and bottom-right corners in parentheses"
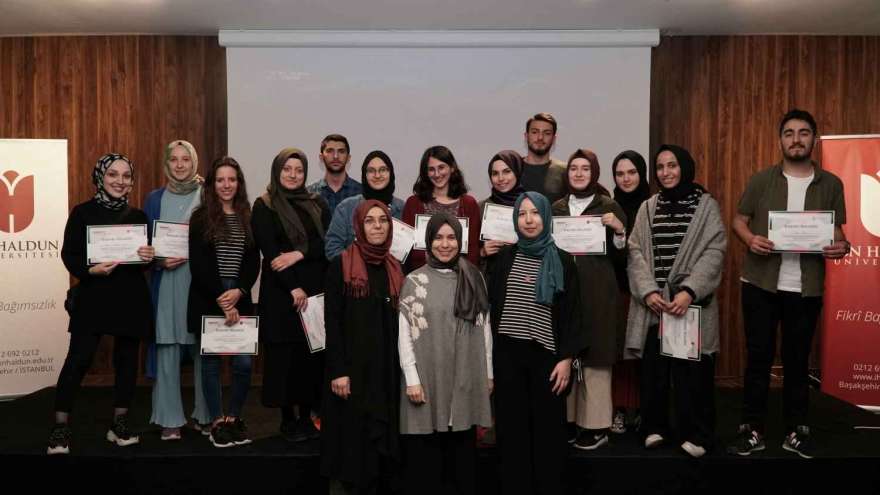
top-left (0, 139), bottom-right (69, 398)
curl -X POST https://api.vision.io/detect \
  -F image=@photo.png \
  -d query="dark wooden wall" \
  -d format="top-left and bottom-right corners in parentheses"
top-left (650, 36), bottom-right (880, 378)
top-left (0, 36), bottom-right (226, 384)
top-left (2, 34), bottom-right (878, 384)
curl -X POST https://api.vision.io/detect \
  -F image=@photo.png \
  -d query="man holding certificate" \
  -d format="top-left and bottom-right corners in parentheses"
top-left (730, 110), bottom-right (849, 459)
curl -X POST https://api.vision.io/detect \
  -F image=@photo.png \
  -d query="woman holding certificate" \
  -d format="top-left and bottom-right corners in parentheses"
top-left (398, 213), bottom-right (493, 495)
top-left (144, 140), bottom-right (212, 441)
top-left (321, 200), bottom-right (404, 493)
top-left (187, 156), bottom-right (260, 448)
top-left (324, 150), bottom-right (405, 260)
top-left (402, 146), bottom-right (481, 272)
top-left (625, 144), bottom-right (727, 458)
top-left (486, 191), bottom-right (584, 495)
top-left (551, 149), bottom-right (627, 451)
top-left (609, 150), bottom-right (651, 435)
top-left (251, 148), bottom-right (330, 443)
top-left (48, 153), bottom-right (154, 455)
top-left (479, 150), bottom-right (525, 259)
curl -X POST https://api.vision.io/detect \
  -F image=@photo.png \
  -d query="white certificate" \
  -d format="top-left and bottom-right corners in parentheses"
top-left (768, 210), bottom-right (835, 253)
top-left (660, 307), bottom-right (702, 361)
top-left (479, 203), bottom-right (517, 243)
top-left (200, 316), bottom-right (259, 355)
top-left (551, 216), bottom-right (605, 255)
top-left (413, 214), bottom-right (470, 254)
top-left (152, 220), bottom-right (189, 259)
top-left (390, 218), bottom-right (416, 264)
top-left (298, 293), bottom-right (326, 353)
top-left (86, 224), bottom-right (148, 265)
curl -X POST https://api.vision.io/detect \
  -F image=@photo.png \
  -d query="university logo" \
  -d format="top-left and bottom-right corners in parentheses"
top-left (862, 170), bottom-right (880, 238)
top-left (0, 170), bottom-right (35, 233)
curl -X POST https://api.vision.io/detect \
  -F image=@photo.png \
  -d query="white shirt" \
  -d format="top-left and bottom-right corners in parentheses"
top-left (777, 172), bottom-right (814, 292)
top-left (567, 194), bottom-right (626, 249)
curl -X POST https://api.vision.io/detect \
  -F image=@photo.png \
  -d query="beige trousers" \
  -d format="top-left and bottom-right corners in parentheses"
top-left (566, 365), bottom-right (613, 429)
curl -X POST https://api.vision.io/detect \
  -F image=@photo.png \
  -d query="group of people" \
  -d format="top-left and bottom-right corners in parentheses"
top-left (46, 110), bottom-right (849, 494)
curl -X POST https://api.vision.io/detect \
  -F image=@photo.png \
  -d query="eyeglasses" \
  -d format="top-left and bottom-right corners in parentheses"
top-left (366, 167), bottom-right (390, 176)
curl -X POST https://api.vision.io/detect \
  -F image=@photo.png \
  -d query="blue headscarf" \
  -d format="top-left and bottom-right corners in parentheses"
top-left (513, 191), bottom-right (564, 305)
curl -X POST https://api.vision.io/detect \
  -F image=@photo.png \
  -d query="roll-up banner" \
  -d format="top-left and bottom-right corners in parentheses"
top-left (819, 135), bottom-right (880, 411)
top-left (0, 139), bottom-right (69, 398)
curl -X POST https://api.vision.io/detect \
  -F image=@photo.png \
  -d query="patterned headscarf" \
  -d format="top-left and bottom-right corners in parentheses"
top-left (163, 140), bottom-right (201, 195)
top-left (92, 153), bottom-right (133, 211)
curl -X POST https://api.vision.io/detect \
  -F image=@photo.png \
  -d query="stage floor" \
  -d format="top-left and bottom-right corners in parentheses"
top-left (2, 386), bottom-right (878, 494)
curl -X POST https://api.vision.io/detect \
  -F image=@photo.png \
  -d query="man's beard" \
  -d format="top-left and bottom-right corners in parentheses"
top-left (325, 162), bottom-right (346, 174)
top-left (527, 143), bottom-right (551, 158)
top-left (782, 144), bottom-right (813, 163)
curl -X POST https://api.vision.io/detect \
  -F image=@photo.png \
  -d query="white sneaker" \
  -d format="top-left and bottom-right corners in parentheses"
top-left (645, 433), bottom-right (664, 449)
top-left (681, 441), bottom-right (706, 458)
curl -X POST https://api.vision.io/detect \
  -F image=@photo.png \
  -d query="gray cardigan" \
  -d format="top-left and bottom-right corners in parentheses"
top-left (625, 193), bottom-right (727, 358)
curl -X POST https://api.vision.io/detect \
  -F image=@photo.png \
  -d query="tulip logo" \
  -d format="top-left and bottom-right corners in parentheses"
top-left (0, 170), bottom-right (35, 233)
top-left (862, 171), bottom-right (880, 238)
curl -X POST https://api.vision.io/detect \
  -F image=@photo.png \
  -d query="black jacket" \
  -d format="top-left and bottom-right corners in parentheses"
top-left (485, 245), bottom-right (586, 359)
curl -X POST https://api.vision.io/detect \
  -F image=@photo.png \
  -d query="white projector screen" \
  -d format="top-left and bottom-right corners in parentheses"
top-left (223, 30), bottom-right (655, 210)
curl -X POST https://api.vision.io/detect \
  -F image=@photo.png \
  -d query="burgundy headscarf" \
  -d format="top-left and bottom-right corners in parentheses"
top-left (341, 199), bottom-right (404, 306)
top-left (565, 148), bottom-right (610, 198)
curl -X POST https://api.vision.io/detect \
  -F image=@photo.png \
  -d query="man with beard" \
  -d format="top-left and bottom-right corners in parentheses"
top-left (520, 113), bottom-right (568, 204)
top-left (728, 109), bottom-right (849, 459)
top-left (307, 134), bottom-right (362, 213)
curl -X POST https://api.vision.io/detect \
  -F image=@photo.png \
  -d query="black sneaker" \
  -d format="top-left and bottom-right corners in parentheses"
top-left (106, 414), bottom-right (140, 447)
top-left (782, 425), bottom-right (815, 459)
top-left (566, 423), bottom-right (578, 444)
top-left (47, 423), bottom-right (71, 455)
top-left (610, 409), bottom-right (627, 434)
top-left (573, 430), bottom-right (609, 450)
top-left (727, 423), bottom-right (765, 456)
top-left (209, 421), bottom-right (236, 448)
top-left (229, 418), bottom-right (252, 446)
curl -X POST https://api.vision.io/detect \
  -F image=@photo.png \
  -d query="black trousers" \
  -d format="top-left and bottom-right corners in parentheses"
top-left (54, 332), bottom-right (139, 413)
top-left (401, 429), bottom-right (475, 495)
top-left (494, 335), bottom-right (567, 495)
top-left (741, 282), bottom-right (823, 433)
top-left (640, 324), bottom-right (716, 448)
top-left (261, 340), bottom-right (324, 412)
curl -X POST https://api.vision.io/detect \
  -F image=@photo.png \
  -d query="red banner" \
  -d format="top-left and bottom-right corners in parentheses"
top-left (820, 135), bottom-right (880, 410)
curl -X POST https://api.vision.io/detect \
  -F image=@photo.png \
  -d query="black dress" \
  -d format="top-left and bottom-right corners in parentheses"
top-left (320, 258), bottom-right (400, 488)
top-left (62, 199), bottom-right (152, 337)
top-left (251, 196), bottom-right (330, 408)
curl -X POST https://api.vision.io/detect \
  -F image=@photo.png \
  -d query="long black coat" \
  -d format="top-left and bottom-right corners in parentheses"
top-left (61, 199), bottom-right (152, 338)
top-left (551, 194), bottom-right (627, 366)
top-left (320, 258), bottom-right (400, 487)
top-left (186, 211), bottom-right (260, 334)
top-left (251, 197), bottom-right (329, 344)
top-left (485, 245), bottom-right (586, 359)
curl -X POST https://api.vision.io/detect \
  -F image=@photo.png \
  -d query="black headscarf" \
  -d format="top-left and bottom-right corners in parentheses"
top-left (425, 212), bottom-right (489, 325)
top-left (488, 150), bottom-right (526, 206)
top-left (654, 144), bottom-right (706, 203)
top-left (260, 147), bottom-right (325, 254)
top-left (92, 153), bottom-right (133, 211)
top-left (611, 150), bottom-right (650, 232)
top-left (361, 150), bottom-right (396, 205)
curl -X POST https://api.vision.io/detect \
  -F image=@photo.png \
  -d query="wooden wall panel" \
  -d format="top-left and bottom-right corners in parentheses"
top-left (650, 36), bottom-right (880, 378)
top-left (0, 35), bottom-right (226, 383)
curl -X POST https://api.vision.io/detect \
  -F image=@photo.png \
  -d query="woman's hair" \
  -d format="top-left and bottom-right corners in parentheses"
top-left (193, 156), bottom-right (253, 245)
top-left (412, 145), bottom-right (468, 203)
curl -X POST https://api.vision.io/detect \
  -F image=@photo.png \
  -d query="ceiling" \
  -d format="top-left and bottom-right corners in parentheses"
top-left (1, 0), bottom-right (879, 36)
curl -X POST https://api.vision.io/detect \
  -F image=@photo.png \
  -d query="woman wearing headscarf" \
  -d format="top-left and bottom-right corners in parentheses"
top-left (486, 191), bottom-right (584, 495)
top-left (402, 146), bottom-right (482, 272)
top-left (551, 149), bottom-right (627, 451)
top-left (625, 144), bottom-right (727, 458)
top-left (321, 200), bottom-right (405, 494)
top-left (252, 147), bottom-right (331, 442)
top-left (609, 150), bottom-right (651, 435)
top-left (188, 157), bottom-right (260, 448)
top-left (479, 150), bottom-right (526, 259)
top-left (398, 213), bottom-right (493, 495)
top-left (143, 140), bottom-right (211, 440)
top-left (48, 153), bottom-right (155, 455)
top-left (324, 150), bottom-right (405, 260)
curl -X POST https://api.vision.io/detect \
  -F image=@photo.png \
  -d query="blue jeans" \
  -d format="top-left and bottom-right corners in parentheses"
top-left (200, 278), bottom-right (253, 420)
